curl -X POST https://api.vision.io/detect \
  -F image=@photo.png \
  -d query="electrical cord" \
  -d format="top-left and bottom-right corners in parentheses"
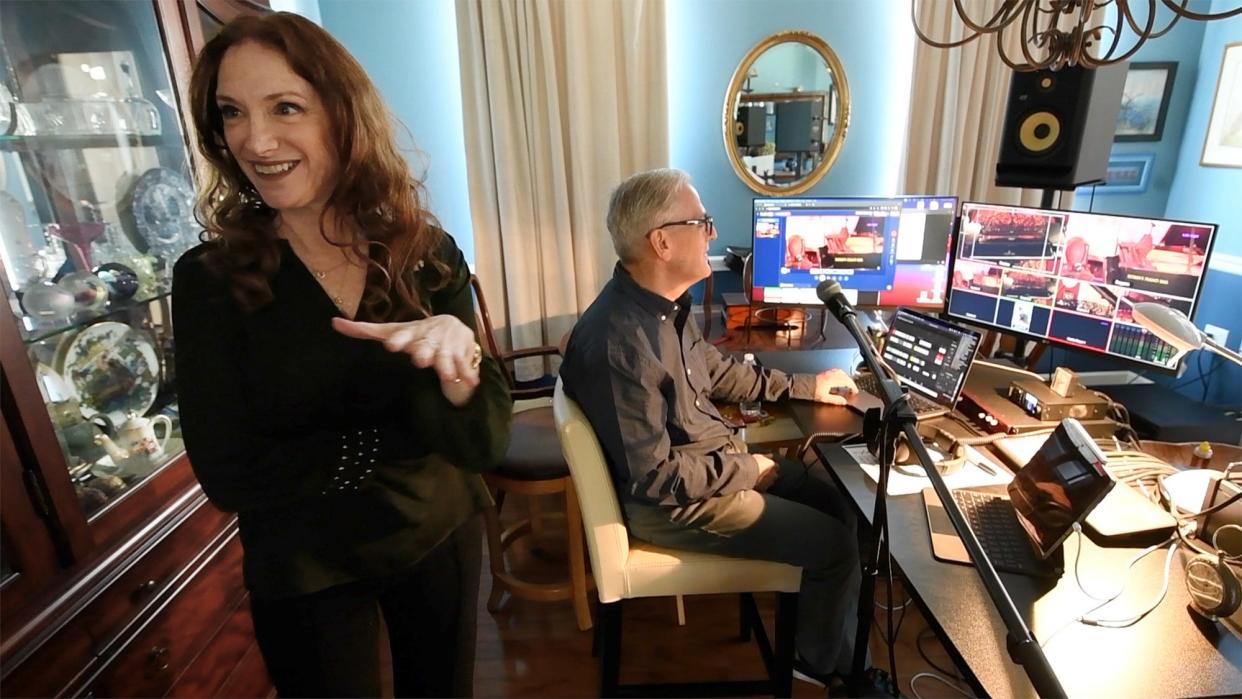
top-left (1079, 541), bottom-right (1179, 628)
top-left (1040, 529), bottom-right (1177, 647)
top-left (915, 627), bottom-right (963, 681)
top-left (909, 671), bottom-right (974, 699)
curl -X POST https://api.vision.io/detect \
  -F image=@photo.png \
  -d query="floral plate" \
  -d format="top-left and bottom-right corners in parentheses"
top-left (57, 321), bottom-right (160, 423)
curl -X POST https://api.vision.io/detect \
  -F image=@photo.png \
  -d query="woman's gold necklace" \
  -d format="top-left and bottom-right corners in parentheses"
top-left (287, 237), bottom-right (354, 313)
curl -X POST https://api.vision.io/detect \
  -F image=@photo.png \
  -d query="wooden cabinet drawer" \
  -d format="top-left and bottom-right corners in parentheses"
top-left (90, 532), bottom-right (247, 698)
top-left (83, 502), bottom-right (232, 649)
top-left (168, 594), bottom-right (271, 698)
top-left (1, 621), bottom-right (97, 698)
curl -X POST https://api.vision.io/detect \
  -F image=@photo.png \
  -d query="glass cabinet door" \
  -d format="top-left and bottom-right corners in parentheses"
top-left (1, 0), bottom-right (196, 521)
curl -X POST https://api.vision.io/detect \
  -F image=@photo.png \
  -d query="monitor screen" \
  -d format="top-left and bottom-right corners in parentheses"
top-left (881, 308), bottom-right (981, 407)
top-left (868, 196), bottom-right (958, 309)
top-left (946, 202), bottom-right (1217, 372)
top-left (751, 197), bottom-right (902, 305)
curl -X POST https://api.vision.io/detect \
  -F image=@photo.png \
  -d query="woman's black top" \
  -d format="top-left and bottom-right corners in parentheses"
top-left (172, 232), bottom-right (511, 599)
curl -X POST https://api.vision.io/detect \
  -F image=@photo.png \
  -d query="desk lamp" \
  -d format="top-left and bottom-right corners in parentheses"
top-left (1132, 303), bottom-right (1242, 368)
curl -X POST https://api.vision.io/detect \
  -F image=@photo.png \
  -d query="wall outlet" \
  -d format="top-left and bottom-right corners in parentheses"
top-left (1203, 323), bottom-right (1229, 347)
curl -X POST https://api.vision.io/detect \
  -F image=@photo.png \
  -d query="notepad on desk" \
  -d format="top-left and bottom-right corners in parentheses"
top-left (994, 433), bottom-right (1177, 543)
top-left (845, 444), bottom-right (1011, 496)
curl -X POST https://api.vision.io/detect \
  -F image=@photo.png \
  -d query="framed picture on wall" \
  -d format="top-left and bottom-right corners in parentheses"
top-left (1079, 153), bottom-right (1154, 194)
top-left (1201, 41), bottom-right (1242, 168)
top-left (1115, 62), bottom-right (1177, 142)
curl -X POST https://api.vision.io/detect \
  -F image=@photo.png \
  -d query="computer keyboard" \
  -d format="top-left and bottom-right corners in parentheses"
top-left (854, 373), bottom-right (945, 417)
top-left (950, 489), bottom-right (1059, 578)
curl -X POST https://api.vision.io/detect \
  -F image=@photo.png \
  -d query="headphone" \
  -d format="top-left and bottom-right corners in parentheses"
top-left (891, 428), bottom-right (968, 476)
top-left (1180, 471), bottom-right (1242, 624)
top-left (1185, 551), bottom-right (1241, 622)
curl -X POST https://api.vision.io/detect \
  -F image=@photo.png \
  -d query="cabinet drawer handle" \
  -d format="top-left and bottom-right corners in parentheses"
top-left (148, 646), bottom-right (170, 672)
top-left (133, 579), bottom-right (158, 600)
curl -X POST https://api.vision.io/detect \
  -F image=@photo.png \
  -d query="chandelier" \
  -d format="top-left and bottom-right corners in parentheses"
top-left (912, 0), bottom-right (1242, 71)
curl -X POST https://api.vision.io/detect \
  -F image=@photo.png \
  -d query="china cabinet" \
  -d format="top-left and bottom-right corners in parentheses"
top-left (0, 1), bottom-right (272, 696)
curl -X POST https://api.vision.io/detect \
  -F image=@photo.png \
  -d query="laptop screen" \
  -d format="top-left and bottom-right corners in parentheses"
top-left (1007, 422), bottom-right (1114, 558)
top-left (880, 309), bottom-right (981, 407)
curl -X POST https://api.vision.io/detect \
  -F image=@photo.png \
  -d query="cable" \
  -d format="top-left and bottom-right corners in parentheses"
top-left (915, 627), bottom-right (963, 680)
top-left (1080, 541), bottom-right (1179, 627)
top-left (1175, 489), bottom-right (1242, 521)
top-left (1041, 530), bottom-right (1177, 647)
top-left (795, 431), bottom-right (853, 462)
top-left (909, 672), bottom-right (974, 699)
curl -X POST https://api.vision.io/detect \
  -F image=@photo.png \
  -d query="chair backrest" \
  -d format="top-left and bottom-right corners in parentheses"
top-left (552, 379), bottom-right (630, 603)
top-left (470, 274), bottom-right (560, 400)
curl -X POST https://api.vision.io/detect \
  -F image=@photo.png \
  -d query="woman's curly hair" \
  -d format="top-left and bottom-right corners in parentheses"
top-left (188, 11), bottom-right (448, 319)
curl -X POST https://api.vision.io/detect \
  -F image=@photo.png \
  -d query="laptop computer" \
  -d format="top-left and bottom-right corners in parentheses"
top-left (923, 419), bottom-right (1115, 578)
top-left (849, 309), bottom-right (982, 420)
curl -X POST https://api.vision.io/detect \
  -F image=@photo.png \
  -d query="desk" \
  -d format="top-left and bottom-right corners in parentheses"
top-left (757, 349), bottom-right (1242, 698)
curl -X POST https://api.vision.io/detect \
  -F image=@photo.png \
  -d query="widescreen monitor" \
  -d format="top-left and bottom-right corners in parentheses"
top-left (946, 202), bottom-right (1217, 372)
top-left (750, 195), bottom-right (956, 308)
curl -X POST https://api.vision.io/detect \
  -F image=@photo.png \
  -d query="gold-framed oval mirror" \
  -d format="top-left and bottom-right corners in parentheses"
top-left (723, 31), bottom-right (850, 196)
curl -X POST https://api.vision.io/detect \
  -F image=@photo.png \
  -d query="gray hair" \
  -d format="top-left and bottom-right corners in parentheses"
top-left (606, 168), bottom-right (690, 263)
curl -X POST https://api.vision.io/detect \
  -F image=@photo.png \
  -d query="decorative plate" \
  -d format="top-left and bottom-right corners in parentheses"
top-left (58, 321), bottom-right (160, 423)
top-left (128, 168), bottom-right (198, 262)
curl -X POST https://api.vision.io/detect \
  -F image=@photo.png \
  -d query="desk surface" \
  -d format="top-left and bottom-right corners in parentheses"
top-left (757, 349), bottom-right (1242, 699)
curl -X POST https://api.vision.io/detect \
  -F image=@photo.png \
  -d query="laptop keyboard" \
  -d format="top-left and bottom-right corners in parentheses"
top-left (854, 373), bottom-right (945, 418)
top-left (950, 490), bottom-right (1058, 578)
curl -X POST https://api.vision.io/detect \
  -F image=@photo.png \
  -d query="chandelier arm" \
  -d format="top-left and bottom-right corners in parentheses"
top-left (1096, 7), bottom-right (1125, 62)
top-left (1018, 0), bottom-right (1050, 69)
top-left (953, 0), bottom-right (1026, 34)
top-left (1145, 1), bottom-right (1186, 40)
top-left (1159, 0), bottom-right (1242, 20)
top-left (1118, 0), bottom-right (1161, 36)
top-left (911, 0), bottom-right (989, 49)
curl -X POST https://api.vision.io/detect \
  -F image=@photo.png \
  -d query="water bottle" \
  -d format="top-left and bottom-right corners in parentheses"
top-left (739, 353), bottom-right (764, 421)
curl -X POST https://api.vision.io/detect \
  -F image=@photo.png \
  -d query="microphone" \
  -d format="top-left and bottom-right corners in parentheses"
top-left (816, 279), bottom-right (855, 322)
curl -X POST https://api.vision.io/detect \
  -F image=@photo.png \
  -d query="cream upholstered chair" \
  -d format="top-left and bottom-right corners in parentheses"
top-left (552, 379), bottom-right (801, 697)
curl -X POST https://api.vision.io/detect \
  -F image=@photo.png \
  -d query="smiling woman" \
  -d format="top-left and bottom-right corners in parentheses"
top-left (173, 12), bottom-right (512, 698)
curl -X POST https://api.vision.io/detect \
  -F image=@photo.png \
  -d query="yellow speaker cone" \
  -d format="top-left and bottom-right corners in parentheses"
top-left (1018, 111), bottom-right (1060, 153)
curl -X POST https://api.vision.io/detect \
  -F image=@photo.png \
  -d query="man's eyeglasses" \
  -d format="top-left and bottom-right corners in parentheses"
top-left (648, 215), bottom-right (715, 237)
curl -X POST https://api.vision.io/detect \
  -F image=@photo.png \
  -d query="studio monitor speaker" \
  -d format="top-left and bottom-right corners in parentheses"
top-left (735, 105), bottom-right (767, 148)
top-left (995, 63), bottom-right (1128, 190)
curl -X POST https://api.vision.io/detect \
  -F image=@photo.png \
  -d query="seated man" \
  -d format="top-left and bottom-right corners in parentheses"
top-left (561, 168), bottom-right (894, 695)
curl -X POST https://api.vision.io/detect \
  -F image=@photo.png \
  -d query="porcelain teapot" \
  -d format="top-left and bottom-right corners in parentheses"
top-left (115, 412), bottom-right (172, 458)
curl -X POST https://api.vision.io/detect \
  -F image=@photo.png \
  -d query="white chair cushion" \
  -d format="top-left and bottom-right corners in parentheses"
top-left (554, 379), bottom-right (802, 605)
top-left (623, 540), bottom-right (801, 599)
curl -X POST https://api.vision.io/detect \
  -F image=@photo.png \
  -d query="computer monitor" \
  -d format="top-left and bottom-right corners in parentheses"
top-left (751, 196), bottom-right (946, 307)
top-left (866, 196), bottom-right (958, 309)
top-left (946, 202), bottom-right (1218, 372)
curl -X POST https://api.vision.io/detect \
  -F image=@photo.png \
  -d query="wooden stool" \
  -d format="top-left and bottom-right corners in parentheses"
top-left (482, 406), bottom-right (593, 631)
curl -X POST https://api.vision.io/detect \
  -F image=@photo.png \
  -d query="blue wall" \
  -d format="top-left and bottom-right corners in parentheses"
top-left (1071, 15), bottom-right (1208, 218)
top-left (668, 0), bottom-right (913, 254)
top-left (1160, 3), bottom-right (1242, 408)
top-left (317, 0), bottom-right (476, 264)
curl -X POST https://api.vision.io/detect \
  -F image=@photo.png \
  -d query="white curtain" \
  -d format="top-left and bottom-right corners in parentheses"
top-left (455, 0), bottom-right (668, 368)
top-left (902, 1), bottom-right (1062, 207)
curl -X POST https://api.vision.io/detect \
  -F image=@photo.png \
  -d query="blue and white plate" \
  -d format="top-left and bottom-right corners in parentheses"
top-left (129, 168), bottom-right (197, 262)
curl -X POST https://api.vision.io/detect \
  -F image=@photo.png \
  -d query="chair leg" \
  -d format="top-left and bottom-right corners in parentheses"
top-left (598, 600), bottom-right (623, 698)
top-left (676, 595), bottom-right (686, 626)
top-left (528, 492), bottom-right (547, 551)
top-left (481, 496), bottom-right (508, 613)
top-left (773, 592), bottom-right (798, 698)
top-left (565, 485), bottom-right (593, 631)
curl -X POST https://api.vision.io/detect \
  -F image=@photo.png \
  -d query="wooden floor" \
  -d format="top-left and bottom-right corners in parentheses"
top-left (472, 316), bottom-right (979, 698)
